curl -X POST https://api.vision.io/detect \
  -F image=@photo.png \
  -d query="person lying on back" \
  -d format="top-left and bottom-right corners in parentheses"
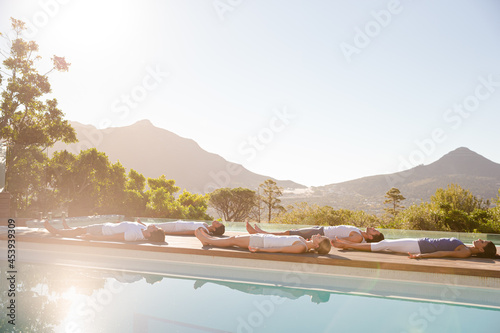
top-left (246, 222), bottom-right (384, 243)
top-left (332, 237), bottom-right (498, 259)
top-left (150, 219), bottom-right (225, 236)
top-left (44, 218), bottom-right (165, 242)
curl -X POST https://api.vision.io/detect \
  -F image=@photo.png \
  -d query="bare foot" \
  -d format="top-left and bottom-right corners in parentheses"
top-left (43, 220), bottom-right (59, 235)
top-left (246, 222), bottom-right (257, 234)
top-left (254, 224), bottom-right (267, 234)
top-left (194, 228), bottom-right (210, 246)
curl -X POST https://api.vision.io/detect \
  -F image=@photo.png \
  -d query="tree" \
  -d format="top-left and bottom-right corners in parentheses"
top-left (259, 179), bottom-right (283, 222)
top-left (209, 187), bottom-right (257, 222)
top-left (384, 187), bottom-right (406, 220)
top-left (100, 161), bottom-right (127, 214)
top-left (123, 169), bottom-right (147, 216)
top-left (431, 184), bottom-right (490, 232)
top-left (178, 190), bottom-right (211, 220)
top-left (145, 175), bottom-right (183, 218)
top-left (1, 18), bottom-right (76, 215)
top-left (249, 187), bottom-right (264, 222)
top-left (126, 169), bottom-right (146, 192)
top-left (47, 148), bottom-right (111, 216)
top-left (431, 183), bottom-right (489, 213)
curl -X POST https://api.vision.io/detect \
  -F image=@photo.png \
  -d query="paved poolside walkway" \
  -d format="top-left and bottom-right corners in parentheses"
top-left (3, 227), bottom-right (500, 280)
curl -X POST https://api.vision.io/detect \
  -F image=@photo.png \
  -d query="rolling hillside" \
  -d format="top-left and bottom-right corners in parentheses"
top-left (51, 120), bottom-right (305, 193)
top-left (282, 147), bottom-right (500, 214)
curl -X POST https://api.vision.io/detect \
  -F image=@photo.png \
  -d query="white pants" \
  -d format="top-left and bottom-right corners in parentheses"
top-left (370, 238), bottom-right (421, 254)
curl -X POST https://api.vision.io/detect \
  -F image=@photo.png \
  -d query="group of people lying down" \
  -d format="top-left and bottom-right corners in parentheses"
top-left (43, 219), bottom-right (498, 259)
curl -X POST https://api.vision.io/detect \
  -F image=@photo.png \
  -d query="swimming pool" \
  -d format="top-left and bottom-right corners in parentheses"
top-left (25, 218), bottom-right (500, 245)
top-left (5, 219), bottom-right (500, 332)
top-left (2, 260), bottom-right (500, 333)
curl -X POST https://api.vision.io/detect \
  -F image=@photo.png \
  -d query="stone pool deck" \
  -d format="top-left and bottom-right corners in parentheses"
top-left (2, 227), bottom-right (500, 288)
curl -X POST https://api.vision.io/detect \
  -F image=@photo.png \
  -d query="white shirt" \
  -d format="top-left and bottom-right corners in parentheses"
top-left (101, 222), bottom-right (145, 241)
top-left (250, 234), bottom-right (307, 249)
top-left (323, 225), bottom-right (365, 243)
top-left (155, 221), bottom-right (208, 233)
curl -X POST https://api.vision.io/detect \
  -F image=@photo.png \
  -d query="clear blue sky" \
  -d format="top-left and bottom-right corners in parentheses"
top-left (2, 0), bottom-right (500, 186)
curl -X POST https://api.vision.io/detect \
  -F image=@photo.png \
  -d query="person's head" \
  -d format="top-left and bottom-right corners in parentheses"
top-left (208, 220), bottom-right (225, 236)
top-left (364, 227), bottom-right (384, 243)
top-left (144, 225), bottom-right (165, 242)
top-left (310, 234), bottom-right (332, 255)
top-left (473, 239), bottom-right (497, 258)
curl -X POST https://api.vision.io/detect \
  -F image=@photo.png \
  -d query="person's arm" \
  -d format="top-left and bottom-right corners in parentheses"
top-left (249, 242), bottom-right (307, 254)
top-left (336, 232), bottom-right (363, 243)
top-left (331, 237), bottom-right (373, 251)
top-left (408, 246), bottom-right (471, 259)
top-left (163, 230), bottom-right (196, 235)
top-left (80, 233), bottom-right (125, 241)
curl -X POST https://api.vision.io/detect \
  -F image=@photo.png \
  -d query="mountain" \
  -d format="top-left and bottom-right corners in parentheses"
top-left (282, 147), bottom-right (500, 214)
top-left (51, 120), bottom-right (305, 193)
top-left (51, 122), bottom-right (499, 214)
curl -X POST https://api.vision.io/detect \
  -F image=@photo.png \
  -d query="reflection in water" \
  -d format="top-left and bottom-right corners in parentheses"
top-left (192, 279), bottom-right (330, 304)
top-left (0, 264), bottom-right (105, 331)
top-left (0, 263), bottom-right (333, 332)
top-left (2, 263), bottom-right (499, 332)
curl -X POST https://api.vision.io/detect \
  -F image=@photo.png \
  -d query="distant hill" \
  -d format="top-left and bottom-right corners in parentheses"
top-left (52, 123), bottom-right (499, 214)
top-left (51, 120), bottom-right (305, 193)
top-left (282, 147), bottom-right (500, 214)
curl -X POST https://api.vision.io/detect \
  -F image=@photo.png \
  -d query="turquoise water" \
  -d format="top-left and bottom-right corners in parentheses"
top-left (1, 263), bottom-right (499, 333)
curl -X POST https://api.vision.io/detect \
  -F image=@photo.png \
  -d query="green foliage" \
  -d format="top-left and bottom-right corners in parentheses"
top-left (147, 174), bottom-right (179, 193)
top-left (178, 190), bottom-right (211, 220)
top-left (46, 148), bottom-right (111, 216)
top-left (124, 189), bottom-right (147, 217)
top-left (259, 179), bottom-right (284, 222)
top-left (209, 187), bottom-right (257, 222)
top-left (381, 203), bottom-right (448, 231)
top-left (145, 175), bottom-right (181, 217)
top-left (274, 184), bottom-right (500, 234)
top-left (102, 161), bottom-right (127, 214)
top-left (145, 176), bottom-right (211, 219)
top-left (146, 187), bottom-right (183, 218)
top-left (386, 184), bottom-right (500, 233)
top-left (0, 20), bottom-right (212, 220)
top-left (383, 187), bottom-right (406, 219)
top-left (272, 202), bottom-right (380, 228)
top-left (126, 169), bottom-right (146, 192)
top-left (122, 169), bottom-right (147, 216)
top-left (431, 183), bottom-right (489, 213)
top-left (5, 146), bottom-right (46, 215)
top-left (1, 18), bottom-right (76, 215)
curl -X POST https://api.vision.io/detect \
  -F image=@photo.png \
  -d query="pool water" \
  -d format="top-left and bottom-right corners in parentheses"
top-left (1, 263), bottom-right (499, 333)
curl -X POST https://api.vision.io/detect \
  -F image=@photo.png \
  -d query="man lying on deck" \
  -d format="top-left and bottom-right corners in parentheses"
top-left (246, 222), bottom-right (384, 244)
top-left (145, 219), bottom-right (225, 236)
top-left (195, 227), bottom-right (331, 255)
top-left (331, 237), bottom-right (498, 259)
top-left (44, 219), bottom-right (165, 243)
